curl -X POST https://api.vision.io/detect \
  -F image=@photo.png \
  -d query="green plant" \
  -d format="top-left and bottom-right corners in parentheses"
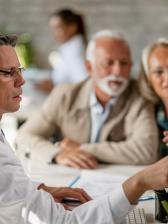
top-left (15, 33), bottom-right (35, 68)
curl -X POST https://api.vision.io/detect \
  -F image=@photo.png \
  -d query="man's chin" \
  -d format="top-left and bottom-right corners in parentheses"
top-left (9, 105), bottom-right (20, 113)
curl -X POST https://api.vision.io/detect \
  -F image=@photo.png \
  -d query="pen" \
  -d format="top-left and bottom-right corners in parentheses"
top-left (69, 176), bottom-right (80, 187)
top-left (138, 195), bottom-right (155, 202)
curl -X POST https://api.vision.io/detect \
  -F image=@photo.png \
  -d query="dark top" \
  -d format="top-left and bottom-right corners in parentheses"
top-left (156, 102), bottom-right (168, 157)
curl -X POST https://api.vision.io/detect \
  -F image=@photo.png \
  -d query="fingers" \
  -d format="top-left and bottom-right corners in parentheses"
top-left (62, 189), bottom-right (91, 203)
top-left (66, 154), bottom-right (97, 169)
top-left (74, 188), bottom-right (92, 201)
top-left (163, 131), bottom-right (168, 136)
top-left (53, 187), bottom-right (92, 203)
top-left (75, 152), bottom-right (98, 169)
top-left (68, 153), bottom-right (97, 169)
top-left (163, 136), bottom-right (168, 146)
top-left (60, 138), bottom-right (80, 151)
top-left (57, 151), bottom-right (98, 169)
top-left (63, 157), bottom-right (83, 169)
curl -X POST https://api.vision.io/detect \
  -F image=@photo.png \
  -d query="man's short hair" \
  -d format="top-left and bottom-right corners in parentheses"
top-left (86, 30), bottom-right (130, 64)
top-left (0, 35), bottom-right (17, 47)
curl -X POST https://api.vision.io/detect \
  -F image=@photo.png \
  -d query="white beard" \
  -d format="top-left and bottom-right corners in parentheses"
top-left (96, 75), bottom-right (129, 97)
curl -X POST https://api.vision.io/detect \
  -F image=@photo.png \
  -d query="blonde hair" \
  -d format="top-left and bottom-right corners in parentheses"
top-left (139, 39), bottom-right (168, 104)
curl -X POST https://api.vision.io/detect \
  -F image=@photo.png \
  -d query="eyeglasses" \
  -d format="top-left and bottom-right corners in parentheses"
top-left (0, 66), bottom-right (25, 80)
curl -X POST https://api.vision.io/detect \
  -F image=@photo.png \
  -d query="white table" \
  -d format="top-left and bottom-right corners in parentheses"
top-left (25, 162), bottom-right (162, 223)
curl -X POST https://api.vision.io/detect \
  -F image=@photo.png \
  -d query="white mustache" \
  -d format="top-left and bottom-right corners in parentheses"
top-left (96, 74), bottom-right (129, 97)
top-left (102, 75), bottom-right (127, 83)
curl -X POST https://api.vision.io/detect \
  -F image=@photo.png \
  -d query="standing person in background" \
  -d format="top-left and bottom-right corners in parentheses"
top-left (36, 8), bottom-right (88, 93)
top-left (139, 38), bottom-right (168, 157)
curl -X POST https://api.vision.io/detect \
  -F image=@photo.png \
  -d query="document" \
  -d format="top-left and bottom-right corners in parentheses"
top-left (72, 170), bottom-right (128, 199)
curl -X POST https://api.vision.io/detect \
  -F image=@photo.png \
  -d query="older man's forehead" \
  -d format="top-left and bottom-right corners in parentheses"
top-left (96, 37), bottom-right (129, 49)
top-left (94, 38), bottom-right (131, 59)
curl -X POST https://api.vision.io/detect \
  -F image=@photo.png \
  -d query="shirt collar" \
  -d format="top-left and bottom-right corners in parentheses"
top-left (89, 91), bottom-right (118, 113)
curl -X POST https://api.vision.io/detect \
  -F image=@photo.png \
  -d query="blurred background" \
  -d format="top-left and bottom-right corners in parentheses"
top-left (0, 0), bottom-right (168, 71)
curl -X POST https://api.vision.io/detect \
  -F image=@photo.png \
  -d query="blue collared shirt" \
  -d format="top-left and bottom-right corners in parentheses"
top-left (89, 92), bottom-right (118, 143)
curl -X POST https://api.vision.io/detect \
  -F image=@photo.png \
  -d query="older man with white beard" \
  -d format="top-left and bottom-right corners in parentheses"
top-left (16, 30), bottom-right (158, 168)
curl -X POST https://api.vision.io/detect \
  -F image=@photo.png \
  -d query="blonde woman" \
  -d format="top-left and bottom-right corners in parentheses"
top-left (139, 38), bottom-right (168, 157)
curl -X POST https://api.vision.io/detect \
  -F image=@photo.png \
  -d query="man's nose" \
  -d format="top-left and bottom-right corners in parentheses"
top-left (111, 62), bottom-right (121, 75)
top-left (15, 73), bottom-right (25, 87)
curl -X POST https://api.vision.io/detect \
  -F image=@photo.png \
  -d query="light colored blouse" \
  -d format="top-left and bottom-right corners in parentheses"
top-left (50, 35), bottom-right (87, 85)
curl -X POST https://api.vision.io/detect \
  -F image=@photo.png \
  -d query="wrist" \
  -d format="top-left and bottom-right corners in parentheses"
top-left (123, 172), bottom-right (147, 204)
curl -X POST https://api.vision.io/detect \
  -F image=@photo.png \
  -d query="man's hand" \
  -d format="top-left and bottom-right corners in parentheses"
top-left (56, 150), bottom-right (98, 169)
top-left (59, 138), bottom-right (81, 152)
top-left (123, 156), bottom-right (168, 204)
top-left (55, 138), bottom-right (98, 169)
top-left (38, 184), bottom-right (92, 210)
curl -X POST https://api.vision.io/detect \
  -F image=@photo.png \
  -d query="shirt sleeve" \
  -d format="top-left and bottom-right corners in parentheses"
top-left (108, 185), bottom-right (134, 223)
top-left (21, 185), bottom-right (134, 224)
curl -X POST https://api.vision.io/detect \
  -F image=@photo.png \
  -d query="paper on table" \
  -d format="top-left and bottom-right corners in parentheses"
top-left (72, 170), bottom-right (128, 199)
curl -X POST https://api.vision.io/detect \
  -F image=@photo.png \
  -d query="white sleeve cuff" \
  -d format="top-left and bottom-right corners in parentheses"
top-left (108, 185), bottom-right (135, 223)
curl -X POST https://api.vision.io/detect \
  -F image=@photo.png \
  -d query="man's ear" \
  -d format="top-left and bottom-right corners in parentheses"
top-left (85, 60), bottom-right (93, 77)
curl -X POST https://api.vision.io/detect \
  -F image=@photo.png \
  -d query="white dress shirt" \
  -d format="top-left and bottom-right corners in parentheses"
top-left (89, 92), bottom-right (118, 143)
top-left (0, 128), bottom-right (133, 224)
top-left (50, 35), bottom-right (87, 85)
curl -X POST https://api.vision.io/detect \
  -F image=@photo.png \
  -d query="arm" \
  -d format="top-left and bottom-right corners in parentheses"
top-left (81, 101), bottom-right (159, 165)
top-left (24, 156), bottom-right (168, 224)
top-left (38, 183), bottom-right (91, 210)
top-left (123, 156), bottom-right (168, 203)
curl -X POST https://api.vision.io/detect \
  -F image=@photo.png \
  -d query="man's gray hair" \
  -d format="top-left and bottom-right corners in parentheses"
top-left (0, 35), bottom-right (17, 47)
top-left (139, 38), bottom-right (168, 104)
top-left (86, 30), bottom-right (130, 63)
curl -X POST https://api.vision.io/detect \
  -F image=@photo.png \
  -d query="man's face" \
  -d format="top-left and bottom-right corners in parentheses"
top-left (87, 38), bottom-right (132, 97)
top-left (0, 45), bottom-right (25, 117)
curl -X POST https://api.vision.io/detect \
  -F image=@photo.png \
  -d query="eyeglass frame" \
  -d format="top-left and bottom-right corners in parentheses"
top-left (0, 66), bottom-right (25, 80)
